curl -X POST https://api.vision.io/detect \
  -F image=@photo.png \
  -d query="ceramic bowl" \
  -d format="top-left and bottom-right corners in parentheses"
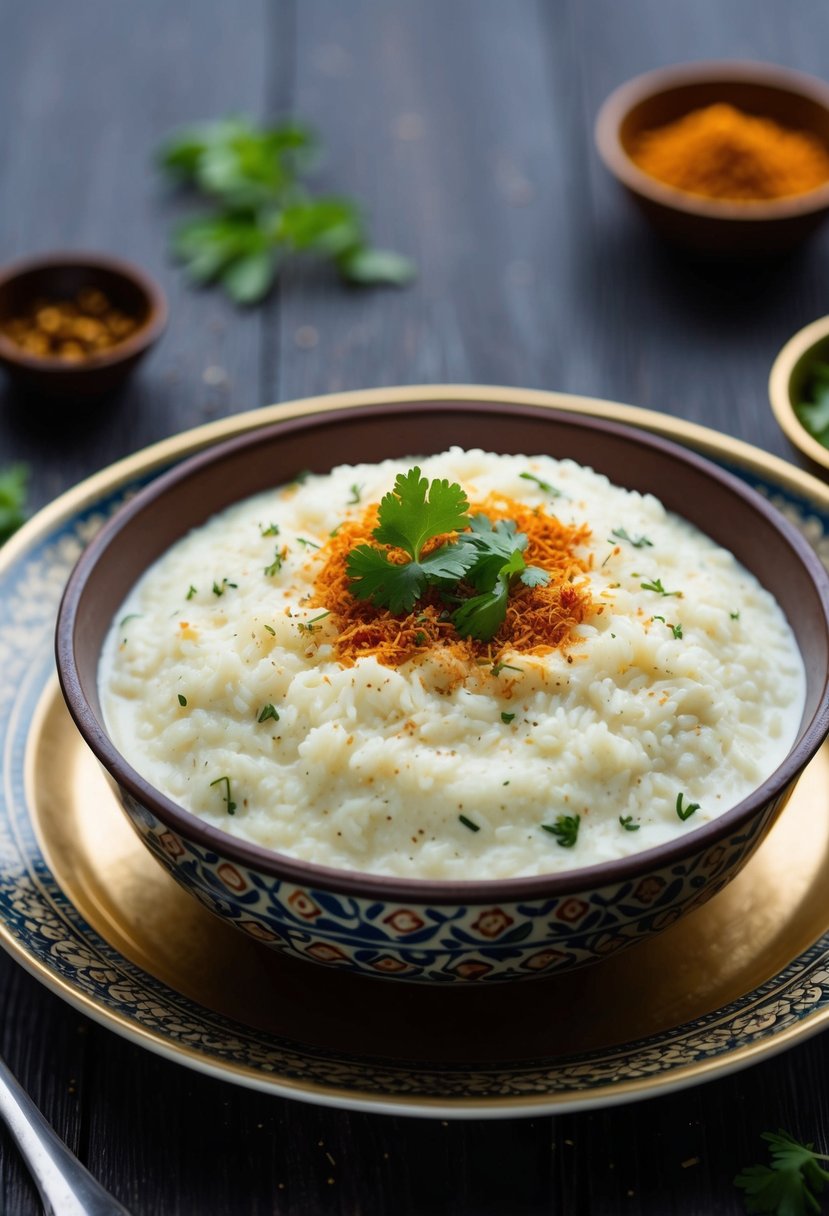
top-left (0, 252), bottom-right (167, 397)
top-left (769, 314), bottom-right (829, 473)
top-left (55, 402), bottom-right (829, 982)
top-left (595, 61), bottom-right (829, 255)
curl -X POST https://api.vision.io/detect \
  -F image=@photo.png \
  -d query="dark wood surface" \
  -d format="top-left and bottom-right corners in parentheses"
top-left (2, 2), bottom-right (829, 1212)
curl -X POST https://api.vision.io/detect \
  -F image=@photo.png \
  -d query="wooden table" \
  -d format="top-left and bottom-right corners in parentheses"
top-left (2, 2), bottom-right (829, 1212)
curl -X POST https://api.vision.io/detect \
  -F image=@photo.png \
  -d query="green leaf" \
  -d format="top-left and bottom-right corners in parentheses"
top-left (541, 814), bottom-right (581, 848)
top-left (796, 380), bottom-right (829, 446)
top-left (0, 464), bottom-right (28, 544)
top-left (339, 246), bottom-right (417, 286)
top-left (221, 250), bottom-right (277, 304)
top-left (346, 545), bottom-right (428, 615)
top-left (452, 578), bottom-right (510, 642)
top-left (735, 1131), bottom-right (829, 1216)
top-left (520, 565), bottom-right (550, 588)
top-left (373, 468), bottom-right (470, 562)
top-left (278, 197), bottom-right (363, 254)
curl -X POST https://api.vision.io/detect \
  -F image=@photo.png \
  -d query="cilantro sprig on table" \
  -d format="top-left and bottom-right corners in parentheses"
top-left (0, 465), bottom-right (28, 545)
top-left (345, 468), bottom-right (549, 641)
top-left (735, 1129), bottom-right (829, 1215)
top-left (157, 116), bottom-right (415, 304)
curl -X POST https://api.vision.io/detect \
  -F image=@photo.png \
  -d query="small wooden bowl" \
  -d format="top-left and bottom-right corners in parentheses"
top-left (595, 61), bottom-right (829, 255)
top-left (0, 253), bottom-right (167, 397)
top-left (769, 315), bottom-right (829, 472)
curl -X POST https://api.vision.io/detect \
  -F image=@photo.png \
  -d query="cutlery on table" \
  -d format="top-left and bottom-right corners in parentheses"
top-left (0, 1053), bottom-right (131, 1215)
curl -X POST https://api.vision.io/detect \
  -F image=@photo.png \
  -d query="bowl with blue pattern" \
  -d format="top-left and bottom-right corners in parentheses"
top-left (55, 400), bottom-right (829, 982)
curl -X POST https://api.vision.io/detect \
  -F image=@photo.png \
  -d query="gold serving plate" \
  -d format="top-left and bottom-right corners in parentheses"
top-left (29, 678), bottom-right (829, 1064)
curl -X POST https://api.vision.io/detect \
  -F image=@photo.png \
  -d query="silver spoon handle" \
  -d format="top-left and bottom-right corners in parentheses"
top-left (0, 1055), bottom-right (131, 1216)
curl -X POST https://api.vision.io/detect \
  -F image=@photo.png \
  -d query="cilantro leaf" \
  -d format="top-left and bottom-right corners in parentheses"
top-left (372, 468), bottom-right (470, 561)
top-left (0, 464), bottom-right (28, 544)
top-left (452, 549), bottom-right (527, 642)
top-left (520, 565), bottom-right (550, 588)
top-left (735, 1130), bottom-right (829, 1216)
top-left (157, 116), bottom-right (414, 304)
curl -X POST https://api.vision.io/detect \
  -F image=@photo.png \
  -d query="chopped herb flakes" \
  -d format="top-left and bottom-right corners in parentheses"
top-left (186, 585), bottom-right (197, 600)
top-left (492, 661), bottom-right (522, 677)
top-left (297, 537), bottom-right (320, 549)
top-left (177, 694), bottom-right (187, 707)
top-left (640, 577), bottom-right (680, 598)
top-left (459, 814), bottom-right (480, 832)
top-left (264, 624), bottom-right (276, 635)
top-left (676, 792), bottom-right (700, 822)
top-left (260, 523), bottom-right (280, 537)
top-left (519, 471), bottom-right (561, 497)
top-left (348, 483), bottom-right (363, 505)
top-left (610, 527), bottom-right (653, 548)
top-left (258, 703), bottom-right (279, 723)
top-left (730, 610), bottom-right (740, 620)
top-left (500, 712), bottom-right (516, 724)
top-left (653, 615), bottom-right (683, 639)
top-left (541, 814), bottom-right (580, 848)
top-left (210, 775), bottom-right (237, 815)
top-left (619, 815), bottom-right (639, 831)
top-left (264, 549), bottom-right (284, 576)
top-left (212, 578), bottom-right (238, 596)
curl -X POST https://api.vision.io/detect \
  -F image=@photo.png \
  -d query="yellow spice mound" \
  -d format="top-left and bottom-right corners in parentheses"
top-left (631, 102), bottom-right (829, 200)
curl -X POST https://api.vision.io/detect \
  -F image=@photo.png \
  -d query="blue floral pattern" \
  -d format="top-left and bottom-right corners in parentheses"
top-left (1, 408), bottom-right (829, 1110)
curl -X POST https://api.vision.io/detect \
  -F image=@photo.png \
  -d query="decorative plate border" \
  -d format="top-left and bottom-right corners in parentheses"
top-left (2, 384), bottom-right (829, 1119)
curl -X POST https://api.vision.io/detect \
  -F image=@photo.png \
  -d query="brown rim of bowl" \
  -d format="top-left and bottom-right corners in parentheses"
top-left (769, 314), bottom-right (829, 471)
top-left (56, 401), bottom-right (829, 904)
top-left (0, 251), bottom-right (168, 371)
top-left (594, 59), bottom-right (829, 221)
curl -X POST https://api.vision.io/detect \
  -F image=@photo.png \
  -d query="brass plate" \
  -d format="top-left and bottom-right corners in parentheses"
top-left (28, 680), bottom-right (829, 1059)
top-left (3, 383), bottom-right (829, 1117)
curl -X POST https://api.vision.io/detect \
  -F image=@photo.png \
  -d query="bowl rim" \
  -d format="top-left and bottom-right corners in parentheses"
top-left (0, 251), bottom-right (168, 372)
top-left (56, 400), bottom-right (829, 903)
top-left (769, 314), bottom-right (829, 471)
top-left (594, 58), bottom-right (829, 221)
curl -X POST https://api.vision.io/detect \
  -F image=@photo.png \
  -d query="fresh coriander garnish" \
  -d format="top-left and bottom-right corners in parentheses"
top-left (186, 585), bottom-right (197, 600)
top-left (212, 578), bottom-right (238, 596)
top-left (500, 712), bottom-right (516, 724)
top-left (735, 1129), bottom-right (829, 1216)
top-left (157, 116), bottom-right (415, 303)
top-left (260, 522), bottom-right (280, 537)
top-left (541, 815), bottom-right (580, 848)
top-left (264, 549), bottom-right (284, 576)
top-left (610, 527), bottom-right (653, 548)
top-left (730, 610), bottom-right (741, 620)
top-left (619, 815), bottom-right (640, 831)
top-left (263, 624), bottom-right (276, 635)
top-left (297, 537), bottom-right (321, 550)
top-left (345, 468), bottom-right (549, 640)
top-left (676, 792), bottom-right (700, 821)
top-left (640, 577), bottom-right (680, 597)
top-left (177, 694), bottom-right (187, 707)
top-left (0, 464), bottom-right (28, 545)
top-left (258, 703), bottom-right (279, 723)
top-left (459, 814), bottom-right (480, 832)
top-left (414, 631), bottom-right (427, 646)
top-left (348, 483), bottom-right (363, 505)
top-left (210, 775), bottom-right (237, 815)
top-left (519, 471), bottom-right (561, 497)
top-left (794, 358), bottom-right (829, 449)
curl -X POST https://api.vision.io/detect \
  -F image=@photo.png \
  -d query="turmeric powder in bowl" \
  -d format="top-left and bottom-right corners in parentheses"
top-left (631, 103), bottom-right (829, 201)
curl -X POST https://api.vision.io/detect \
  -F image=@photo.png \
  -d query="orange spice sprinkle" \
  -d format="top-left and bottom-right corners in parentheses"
top-left (310, 493), bottom-right (598, 670)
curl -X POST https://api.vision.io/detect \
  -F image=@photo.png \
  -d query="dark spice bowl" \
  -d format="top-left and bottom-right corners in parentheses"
top-left (595, 60), bottom-right (829, 255)
top-left (769, 314), bottom-right (829, 473)
top-left (0, 252), bottom-right (167, 397)
top-left (55, 403), bottom-right (829, 983)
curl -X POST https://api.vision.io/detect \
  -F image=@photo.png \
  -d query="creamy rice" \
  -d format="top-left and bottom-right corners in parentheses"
top-left (100, 448), bottom-right (806, 879)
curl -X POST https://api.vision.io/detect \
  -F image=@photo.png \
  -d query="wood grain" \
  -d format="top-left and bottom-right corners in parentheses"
top-left (1, 1), bottom-right (829, 1212)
